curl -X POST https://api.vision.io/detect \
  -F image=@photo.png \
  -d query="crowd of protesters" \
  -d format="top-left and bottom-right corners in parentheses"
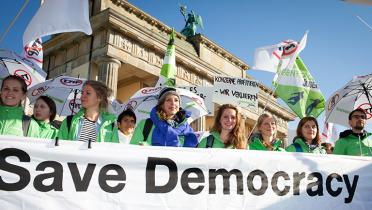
top-left (0, 75), bottom-right (371, 156)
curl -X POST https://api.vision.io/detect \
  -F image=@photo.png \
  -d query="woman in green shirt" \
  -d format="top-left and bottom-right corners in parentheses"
top-left (198, 104), bottom-right (246, 149)
top-left (249, 113), bottom-right (284, 151)
top-left (32, 96), bottom-right (58, 139)
top-left (286, 116), bottom-right (326, 154)
top-left (0, 75), bottom-right (40, 137)
top-left (58, 80), bottom-right (119, 143)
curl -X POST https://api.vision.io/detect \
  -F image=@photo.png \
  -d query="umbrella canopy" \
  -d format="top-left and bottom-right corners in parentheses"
top-left (325, 74), bottom-right (372, 127)
top-left (0, 49), bottom-right (46, 88)
top-left (27, 75), bottom-right (86, 116)
top-left (121, 86), bottom-right (208, 124)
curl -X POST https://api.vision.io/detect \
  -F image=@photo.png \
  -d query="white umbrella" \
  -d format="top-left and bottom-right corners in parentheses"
top-left (0, 49), bottom-right (46, 88)
top-left (325, 74), bottom-right (372, 127)
top-left (121, 86), bottom-right (208, 124)
top-left (27, 75), bottom-right (86, 116)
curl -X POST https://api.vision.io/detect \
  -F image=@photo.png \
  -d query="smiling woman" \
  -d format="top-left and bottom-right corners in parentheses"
top-left (249, 113), bottom-right (285, 151)
top-left (130, 87), bottom-right (198, 147)
top-left (0, 75), bottom-right (40, 137)
top-left (198, 104), bottom-right (246, 149)
top-left (286, 117), bottom-right (326, 154)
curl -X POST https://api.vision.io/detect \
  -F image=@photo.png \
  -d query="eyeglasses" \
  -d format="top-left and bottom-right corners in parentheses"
top-left (351, 115), bottom-right (367, 120)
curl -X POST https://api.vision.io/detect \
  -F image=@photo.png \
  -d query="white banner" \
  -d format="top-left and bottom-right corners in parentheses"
top-left (214, 76), bottom-right (259, 111)
top-left (0, 136), bottom-right (372, 210)
top-left (178, 86), bottom-right (214, 115)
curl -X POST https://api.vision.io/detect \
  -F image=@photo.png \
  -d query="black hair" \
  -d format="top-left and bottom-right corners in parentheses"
top-left (34, 96), bottom-right (57, 122)
top-left (348, 108), bottom-right (366, 120)
top-left (117, 109), bottom-right (136, 124)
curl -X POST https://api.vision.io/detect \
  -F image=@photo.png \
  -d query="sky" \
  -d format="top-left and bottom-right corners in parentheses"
top-left (0, 0), bottom-right (371, 132)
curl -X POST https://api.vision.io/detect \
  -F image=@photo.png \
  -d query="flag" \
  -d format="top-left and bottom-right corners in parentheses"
top-left (273, 56), bottom-right (325, 118)
top-left (23, 38), bottom-right (43, 69)
top-left (252, 32), bottom-right (308, 73)
top-left (321, 122), bottom-right (338, 145)
top-left (23, 0), bottom-right (92, 46)
top-left (155, 29), bottom-right (176, 87)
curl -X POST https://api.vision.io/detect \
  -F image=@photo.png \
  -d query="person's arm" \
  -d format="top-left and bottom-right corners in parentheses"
top-left (27, 118), bottom-right (40, 138)
top-left (57, 118), bottom-right (69, 140)
top-left (333, 139), bottom-right (346, 155)
top-left (197, 137), bottom-right (207, 148)
top-left (130, 119), bottom-right (147, 145)
top-left (111, 125), bottom-right (119, 143)
top-left (285, 144), bottom-right (296, 152)
top-left (51, 127), bottom-right (59, 140)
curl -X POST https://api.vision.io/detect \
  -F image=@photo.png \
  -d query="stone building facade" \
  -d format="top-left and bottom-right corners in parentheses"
top-left (43, 0), bottom-right (296, 143)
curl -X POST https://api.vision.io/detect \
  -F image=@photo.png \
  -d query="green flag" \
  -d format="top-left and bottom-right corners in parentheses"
top-left (273, 56), bottom-right (325, 118)
top-left (156, 29), bottom-right (176, 87)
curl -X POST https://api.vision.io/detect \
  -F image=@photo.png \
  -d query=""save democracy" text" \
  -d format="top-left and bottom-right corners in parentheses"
top-left (0, 149), bottom-right (359, 204)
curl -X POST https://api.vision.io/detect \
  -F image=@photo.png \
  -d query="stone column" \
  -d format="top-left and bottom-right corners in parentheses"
top-left (95, 56), bottom-right (121, 97)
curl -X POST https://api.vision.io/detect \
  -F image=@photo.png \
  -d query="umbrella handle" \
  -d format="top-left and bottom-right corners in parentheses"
top-left (88, 138), bottom-right (92, 149)
top-left (54, 137), bottom-right (59, 146)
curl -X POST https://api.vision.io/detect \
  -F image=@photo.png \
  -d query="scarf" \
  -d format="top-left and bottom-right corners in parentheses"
top-left (150, 107), bottom-right (197, 147)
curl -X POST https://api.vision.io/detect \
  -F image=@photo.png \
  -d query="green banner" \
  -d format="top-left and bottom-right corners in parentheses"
top-left (273, 56), bottom-right (325, 118)
top-left (156, 29), bottom-right (176, 87)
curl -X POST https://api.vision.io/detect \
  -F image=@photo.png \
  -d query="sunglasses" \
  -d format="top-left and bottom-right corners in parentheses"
top-left (351, 115), bottom-right (367, 120)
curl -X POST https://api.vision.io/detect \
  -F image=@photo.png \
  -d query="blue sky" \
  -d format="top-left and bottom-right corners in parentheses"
top-left (1, 0), bottom-right (371, 132)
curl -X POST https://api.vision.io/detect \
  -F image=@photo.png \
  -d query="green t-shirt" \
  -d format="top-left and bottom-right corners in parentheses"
top-left (198, 131), bottom-right (234, 149)
top-left (0, 105), bottom-right (40, 138)
top-left (333, 131), bottom-right (372, 156)
top-left (37, 120), bottom-right (58, 139)
top-left (249, 134), bottom-right (285, 151)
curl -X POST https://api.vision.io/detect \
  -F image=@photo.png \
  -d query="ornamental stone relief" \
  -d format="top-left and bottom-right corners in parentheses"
top-left (109, 32), bottom-right (209, 86)
top-left (121, 36), bottom-right (132, 52)
top-left (134, 44), bottom-right (149, 61)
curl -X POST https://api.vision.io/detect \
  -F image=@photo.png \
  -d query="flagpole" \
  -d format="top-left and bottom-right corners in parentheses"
top-left (71, 74), bottom-right (81, 115)
top-left (247, 68), bottom-right (282, 140)
top-left (0, 0), bottom-right (30, 45)
top-left (87, 0), bottom-right (95, 80)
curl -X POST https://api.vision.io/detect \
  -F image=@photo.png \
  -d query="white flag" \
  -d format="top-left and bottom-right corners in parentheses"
top-left (23, 0), bottom-right (92, 46)
top-left (23, 38), bottom-right (43, 69)
top-left (321, 122), bottom-right (338, 145)
top-left (252, 32), bottom-right (308, 73)
top-left (252, 43), bottom-right (284, 73)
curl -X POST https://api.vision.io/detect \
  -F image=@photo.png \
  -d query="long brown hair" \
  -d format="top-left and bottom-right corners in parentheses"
top-left (296, 116), bottom-right (321, 146)
top-left (211, 104), bottom-right (246, 149)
